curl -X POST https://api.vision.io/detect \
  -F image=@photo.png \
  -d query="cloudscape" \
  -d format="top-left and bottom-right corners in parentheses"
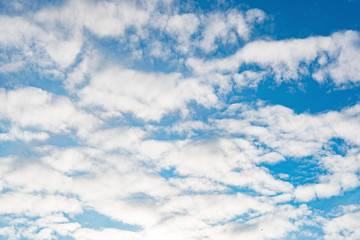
top-left (0, 0), bottom-right (360, 239)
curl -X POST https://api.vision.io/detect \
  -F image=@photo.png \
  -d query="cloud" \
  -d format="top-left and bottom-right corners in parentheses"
top-left (0, 192), bottom-right (82, 217)
top-left (139, 137), bottom-right (293, 195)
top-left (78, 67), bottom-right (218, 121)
top-left (215, 102), bottom-right (360, 156)
top-left (0, 87), bottom-right (99, 136)
top-left (73, 228), bottom-right (138, 240)
top-left (0, 213), bottom-right (81, 240)
top-left (187, 30), bottom-right (360, 87)
top-left (0, 14), bottom-right (82, 71)
top-left (165, 13), bottom-right (200, 53)
top-left (323, 205), bottom-right (360, 240)
top-left (0, 127), bottom-right (49, 143)
top-left (215, 102), bottom-right (360, 201)
top-left (198, 9), bottom-right (265, 53)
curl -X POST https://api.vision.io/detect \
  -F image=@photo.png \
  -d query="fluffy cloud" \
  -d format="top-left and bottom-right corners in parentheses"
top-left (78, 67), bottom-right (218, 121)
top-left (323, 205), bottom-right (360, 240)
top-left (0, 192), bottom-right (82, 216)
top-left (215, 102), bottom-right (360, 201)
top-left (0, 87), bottom-right (99, 136)
top-left (215, 102), bottom-right (360, 156)
top-left (187, 30), bottom-right (360, 87)
top-left (0, 15), bottom-right (82, 71)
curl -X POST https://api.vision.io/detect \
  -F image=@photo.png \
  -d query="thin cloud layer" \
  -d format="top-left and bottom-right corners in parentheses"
top-left (0, 0), bottom-right (360, 239)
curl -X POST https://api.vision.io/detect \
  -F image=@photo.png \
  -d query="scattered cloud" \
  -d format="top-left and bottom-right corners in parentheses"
top-left (0, 0), bottom-right (359, 239)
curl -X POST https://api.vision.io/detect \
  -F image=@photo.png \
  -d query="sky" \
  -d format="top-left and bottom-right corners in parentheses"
top-left (0, 0), bottom-right (360, 239)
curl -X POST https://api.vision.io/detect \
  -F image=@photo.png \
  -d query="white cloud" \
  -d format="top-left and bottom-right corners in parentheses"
top-left (0, 14), bottom-right (82, 70)
top-left (0, 192), bottom-right (82, 217)
top-left (0, 127), bottom-right (49, 143)
top-left (323, 206), bottom-right (360, 240)
top-left (215, 102), bottom-right (360, 201)
top-left (233, 70), bottom-right (268, 89)
top-left (165, 13), bottom-right (200, 53)
top-left (161, 193), bottom-right (273, 225)
top-left (40, 147), bottom-right (95, 174)
top-left (4, 163), bottom-right (74, 194)
top-left (187, 30), bottom-right (360, 87)
top-left (198, 9), bottom-right (265, 53)
top-left (224, 204), bottom-right (310, 240)
top-left (33, 0), bottom-right (156, 38)
top-left (78, 67), bottom-right (218, 121)
top-left (216, 102), bottom-right (360, 157)
top-left (0, 87), bottom-right (99, 136)
top-left (140, 137), bottom-right (293, 195)
top-left (0, 16), bottom-right (41, 47)
top-left (84, 127), bottom-right (146, 151)
top-left (169, 177), bottom-right (227, 192)
top-left (0, 61), bottom-right (24, 73)
top-left (73, 228), bottom-right (138, 240)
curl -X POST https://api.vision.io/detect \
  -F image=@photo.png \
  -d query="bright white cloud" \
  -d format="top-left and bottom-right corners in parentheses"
top-left (188, 30), bottom-right (360, 87)
top-left (78, 67), bottom-right (218, 121)
top-left (0, 87), bottom-right (99, 135)
top-left (0, 192), bottom-right (82, 217)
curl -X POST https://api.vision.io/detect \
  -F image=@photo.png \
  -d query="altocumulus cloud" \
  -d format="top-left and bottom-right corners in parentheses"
top-left (0, 0), bottom-right (360, 239)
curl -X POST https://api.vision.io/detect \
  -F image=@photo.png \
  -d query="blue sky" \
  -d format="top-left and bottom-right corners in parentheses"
top-left (0, 0), bottom-right (360, 239)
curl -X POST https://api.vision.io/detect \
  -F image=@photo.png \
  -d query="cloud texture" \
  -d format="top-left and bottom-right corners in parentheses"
top-left (0, 0), bottom-right (360, 239)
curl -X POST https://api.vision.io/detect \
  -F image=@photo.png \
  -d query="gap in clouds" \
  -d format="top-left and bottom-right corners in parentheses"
top-left (264, 156), bottom-right (328, 187)
top-left (71, 210), bottom-right (142, 232)
top-left (252, 79), bottom-right (360, 114)
top-left (233, 0), bottom-right (360, 38)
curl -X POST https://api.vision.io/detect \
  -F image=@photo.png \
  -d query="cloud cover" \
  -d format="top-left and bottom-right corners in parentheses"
top-left (0, 0), bottom-right (360, 239)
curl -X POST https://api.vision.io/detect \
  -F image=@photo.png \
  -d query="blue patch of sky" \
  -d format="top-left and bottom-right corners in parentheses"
top-left (231, 77), bottom-right (360, 114)
top-left (264, 156), bottom-right (328, 187)
top-left (186, 101), bottom-right (224, 122)
top-left (0, 130), bottom-right (81, 158)
top-left (0, 129), bottom-right (80, 158)
top-left (0, 66), bottom-right (68, 96)
top-left (52, 235), bottom-right (74, 240)
top-left (0, 140), bottom-right (48, 162)
top-left (0, 188), bottom-right (11, 194)
top-left (65, 171), bottom-right (89, 178)
top-left (71, 210), bottom-right (141, 232)
top-left (0, 141), bottom-right (30, 158)
top-left (0, 217), bottom-right (8, 228)
top-left (0, 0), bottom-right (62, 15)
top-left (286, 230), bottom-right (320, 240)
top-left (158, 166), bottom-right (185, 179)
top-left (324, 138), bottom-right (354, 157)
top-left (45, 133), bottom-right (82, 148)
top-left (190, 0), bottom-right (360, 38)
top-left (210, 210), bottom-right (262, 227)
top-left (308, 187), bottom-right (360, 213)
